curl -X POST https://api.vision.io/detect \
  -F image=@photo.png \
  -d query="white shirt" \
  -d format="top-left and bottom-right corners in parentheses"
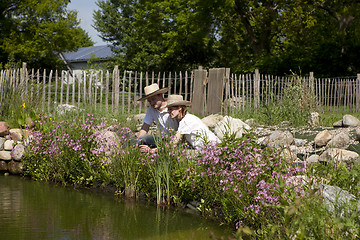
top-left (143, 106), bottom-right (179, 134)
top-left (178, 114), bottom-right (220, 149)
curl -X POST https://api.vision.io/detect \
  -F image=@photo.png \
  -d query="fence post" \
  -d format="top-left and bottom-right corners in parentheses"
top-left (113, 66), bottom-right (119, 113)
top-left (191, 67), bottom-right (207, 116)
top-left (22, 62), bottom-right (27, 97)
top-left (254, 69), bottom-right (260, 109)
top-left (357, 73), bottom-right (360, 111)
top-left (309, 72), bottom-right (315, 107)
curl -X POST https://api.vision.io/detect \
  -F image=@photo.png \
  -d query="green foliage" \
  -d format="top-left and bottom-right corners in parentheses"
top-left (240, 191), bottom-right (360, 240)
top-left (94, 0), bottom-right (216, 71)
top-left (22, 114), bottom-right (112, 185)
top-left (93, 0), bottom-right (360, 76)
top-left (0, 77), bottom-right (41, 128)
top-left (307, 161), bottom-right (360, 198)
top-left (0, 0), bottom-right (94, 69)
top-left (110, 137), bottom-right (141, 198)
top-left (231, 74), bottom-right (315, 127)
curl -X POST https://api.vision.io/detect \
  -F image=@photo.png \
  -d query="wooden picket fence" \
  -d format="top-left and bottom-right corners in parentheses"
top-left (1, 64), bottom-right (360, 116)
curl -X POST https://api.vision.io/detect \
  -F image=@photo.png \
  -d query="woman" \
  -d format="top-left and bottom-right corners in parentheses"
top-left (166, 95), bottom-right (220, 149)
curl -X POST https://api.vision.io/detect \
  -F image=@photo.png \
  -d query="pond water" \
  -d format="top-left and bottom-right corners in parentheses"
top-left (0, 175), bottom-right (233, 240)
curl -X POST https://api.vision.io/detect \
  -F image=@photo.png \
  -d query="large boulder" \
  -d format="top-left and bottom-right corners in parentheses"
top-left (326, 131), bottom-right (350, 149)
top-left (11, 144), bottom-right (25, 161)
top-left (132, 114), bottom-right (146, 124)
top-left (314, 130), bottom-right (332, 147)
top-left (9, 129), bottom-right (24, 141)
top-left (333, 119), bottom-right (343, 127)
top-left (201, 114), bottom-right (224, 128)
top-left (56, 104), bottom-right (84, 115)
top-left (0, 122), bottom-right (10, 137)
top-left (8, 160), bottom-right (23, 175)
top-left (95, 130), bottom-right (119, 162)
top-left (342, 115), bottom-right (360, 127)
top-left (3, 140), bottom-right (14, 151)
top-left (0, 161), bottom-right (8, 172)
top-left (319, 148), bottom-right (360, 168)
top-left (308, 112), bottom-right (320, 127)
top-left (214, 116), bottom-right (251, 140)
top-left (0, 151), bottom-right (11, 160)
top-left (321, 184), bottom-right (358, 217)
top-left (264, 130), bottom-right (294, 149)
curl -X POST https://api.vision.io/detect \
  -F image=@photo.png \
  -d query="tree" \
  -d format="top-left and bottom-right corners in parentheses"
top-left (0, 0), bottom-right (94, 69)
top-left (93, 0), bottom-right (360, 76)
top-left (93, 0), bottom-right (216, 71)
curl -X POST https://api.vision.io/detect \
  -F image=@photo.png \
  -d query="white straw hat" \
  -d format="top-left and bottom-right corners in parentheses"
top-left (165, 95), bottom-right (191, 107)
top-left (137, 83), bottom-right (168, 101)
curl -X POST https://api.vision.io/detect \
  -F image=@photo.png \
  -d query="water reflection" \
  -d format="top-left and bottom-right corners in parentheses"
top-left (0, 176), bottom-right (232, 240)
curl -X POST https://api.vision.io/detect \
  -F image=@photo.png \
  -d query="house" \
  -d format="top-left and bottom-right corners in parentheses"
top-left (59, 45), bottom-right (114, 84)
top-left (60, 45), bottom-right (114, 70)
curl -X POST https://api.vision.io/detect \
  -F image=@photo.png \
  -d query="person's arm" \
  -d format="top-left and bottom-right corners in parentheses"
top-left (171, 131), bottom-right (183, 146)
top-left (138, 123), bottom-right (150, 138)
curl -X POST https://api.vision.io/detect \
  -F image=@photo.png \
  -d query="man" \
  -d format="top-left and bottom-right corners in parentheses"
top-left (137, 83), bottom-right (179, 151)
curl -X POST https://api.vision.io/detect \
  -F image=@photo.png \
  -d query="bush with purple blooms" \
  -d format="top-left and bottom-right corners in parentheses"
top-left (187, 133), bottom-right (305, 230)
top-left (23, 114), bottom-right (113, 185)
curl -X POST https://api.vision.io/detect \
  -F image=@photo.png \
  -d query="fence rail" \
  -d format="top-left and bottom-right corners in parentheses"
top-left (1, 66), bottom-right (359, 116)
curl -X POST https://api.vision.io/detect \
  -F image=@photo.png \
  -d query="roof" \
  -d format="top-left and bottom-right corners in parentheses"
top-left (62, 45), bottom-right (113, 63)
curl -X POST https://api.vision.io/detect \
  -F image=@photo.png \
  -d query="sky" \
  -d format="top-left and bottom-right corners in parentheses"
top-left (67, 0), bottom-right (107, 46)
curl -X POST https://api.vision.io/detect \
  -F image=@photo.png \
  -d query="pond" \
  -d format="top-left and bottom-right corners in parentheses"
top-left (0, 175), bottom-right (233, 240)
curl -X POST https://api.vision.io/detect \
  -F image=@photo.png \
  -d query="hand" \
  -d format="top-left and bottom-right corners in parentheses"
top-left (139, 145), bottom-right (151, 153)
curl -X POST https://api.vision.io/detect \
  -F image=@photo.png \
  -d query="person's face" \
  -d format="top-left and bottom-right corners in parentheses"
top-left (168, 106), bottom-right (181, 119)
top-left (147, 94), bottom-right (164, 110)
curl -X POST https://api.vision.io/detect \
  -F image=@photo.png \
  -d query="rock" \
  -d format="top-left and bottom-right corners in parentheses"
top-left (245, 118), bottom-right (257, 127)
top-left (0, 161), bottom-right (8, 171)
top-left (132, 114), bottom-right (146, 124)
top-left (0, 122), bottom-right (10, 137)
top-left (256, 136), bottom-right (267, 145)
top-left (321, 184), bottom-right (358, 217)
top-left (308, 112), bottom-right (320, 127)
top-left (0, 151), bottom-right (12, 160)
top-left (333, 120), bottom-right (343, 127)
top-left (355, 127), bottom-right (360, 141)
top-left (4, 140), bottom-right (14, 151)
top-left (265, 130), bottom-right (294, 149)
top-left (294, 138), bottom-right (307, 147)
top-left (7, 160), bottom-right (23, 175)
top-left (326, 131), bottom-right (350, 149)
top-left (314, 130), bottom-right (332, 147)
top-left (95, 130), bottom-right (119, 161)
top-left (9, 129), bottom-right (24, 141)
top-left (56, 104), bottom-right (84, 115)
top-left (306, 154), bottom-right (320, 164)
top-left (343, 115), bottom-right (360, 127)
top-left (319, 148), bottom-right (360, 168)
top-left (0, 137), bottom-right (5, 151)
top-left (214, 116), bottom-right (251, 140)
top-left (201, 114), bottom-right (224, 128)
top-left (11, 144), bottom-right (25, 161)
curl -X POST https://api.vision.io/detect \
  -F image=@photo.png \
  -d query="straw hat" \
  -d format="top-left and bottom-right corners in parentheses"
top-left (137, 83), bottom-right (169, 101)
top-left (165, 95), bottom-right (191, 107)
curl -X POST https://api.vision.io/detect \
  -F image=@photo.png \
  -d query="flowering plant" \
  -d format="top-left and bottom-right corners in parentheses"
top-left (23, 114), bottom-right (110, 185)
top-left (189, 132), bottom-right (305, 229)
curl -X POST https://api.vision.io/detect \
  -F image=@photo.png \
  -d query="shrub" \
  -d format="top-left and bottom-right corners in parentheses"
top-left (22, 114), bottom-right (111, 185)
top-left (188, 133), bottom-right (305, 230)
